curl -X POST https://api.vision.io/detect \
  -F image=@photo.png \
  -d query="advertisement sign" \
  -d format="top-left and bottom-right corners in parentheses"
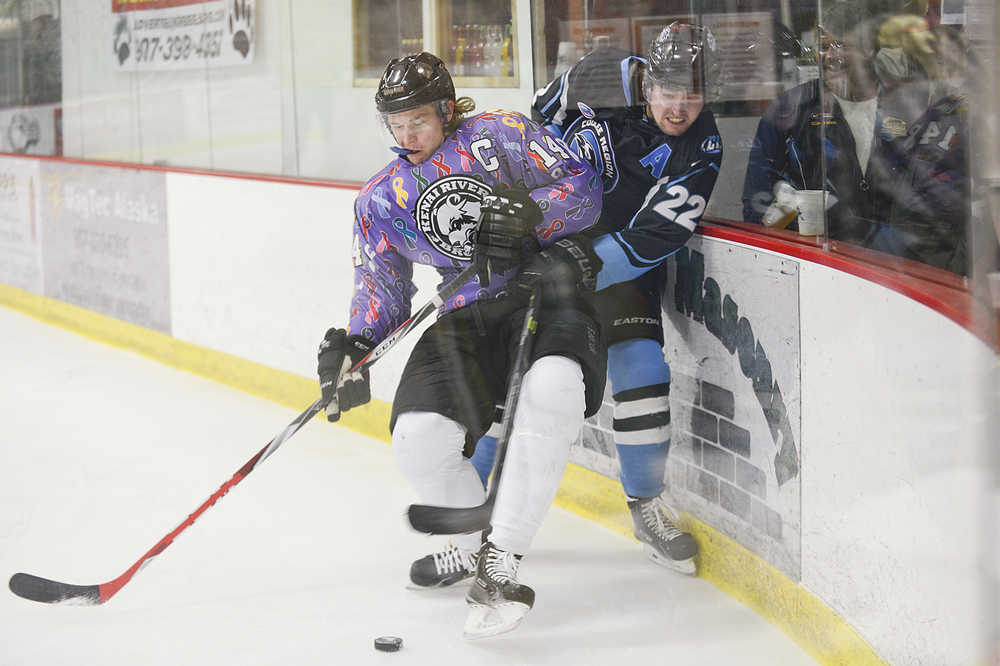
top-left (939, 0), bottom-right (965, 25)
top-left (0, 105), bottom-right (60, 156)
top-left (111, 0), bottom-right (255, 71)
top-left (663, 237), bottom-right (801, 579)
top-left (702, 12), bottom-right (778, 102)
top-left (965, 0), bottom-right (992, 40)
top-left (631, 15), bottom-right (695, 57)
top-left (559, 18), bottom-right (630, 53)
top-left (574, 236), bottom-right (803, 580)
top-left (39, 162), bottom-right (171, 333)
top-left (0, 157), bottom-right (44, 293)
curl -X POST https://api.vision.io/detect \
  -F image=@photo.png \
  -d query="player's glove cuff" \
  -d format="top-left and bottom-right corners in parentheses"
top-left (516, 235), bottom-right (602, 298)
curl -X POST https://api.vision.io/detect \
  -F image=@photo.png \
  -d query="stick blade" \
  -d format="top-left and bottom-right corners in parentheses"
top-left (9, 573), bottom-right (102, 605)
top-left (407, 501), bottom-right (493, 535)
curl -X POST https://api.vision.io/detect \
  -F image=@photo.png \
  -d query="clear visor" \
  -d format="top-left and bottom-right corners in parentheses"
top-left (376, 99), bottom-right (451, 154)
top-left (642, 70), bottom-right (704, 103)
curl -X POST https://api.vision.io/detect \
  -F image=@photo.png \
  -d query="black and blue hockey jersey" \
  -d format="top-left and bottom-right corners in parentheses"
top-left (532, 47), bottom-right (722, 290)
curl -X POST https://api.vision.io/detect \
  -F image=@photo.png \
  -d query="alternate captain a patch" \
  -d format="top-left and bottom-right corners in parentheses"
top-left (414, 175), bottom-right (491, 260)
top-left (566, 117), bottom-right (618, 193)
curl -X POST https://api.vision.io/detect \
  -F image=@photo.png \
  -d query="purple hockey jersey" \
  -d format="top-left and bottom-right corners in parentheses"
top-left (348, 109), bottom-right (602, 344)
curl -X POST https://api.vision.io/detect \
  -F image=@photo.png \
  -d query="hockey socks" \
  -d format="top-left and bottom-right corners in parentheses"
top-left (470, 430), bottom-right (499, 488)
top-left (490, 355), bottom-right (583, 554)
top-left (609, 338), bottom-right (673, 498)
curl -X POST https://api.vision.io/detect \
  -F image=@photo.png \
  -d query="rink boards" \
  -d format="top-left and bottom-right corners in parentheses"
top-left (1, 154), bottom-right (996, 666)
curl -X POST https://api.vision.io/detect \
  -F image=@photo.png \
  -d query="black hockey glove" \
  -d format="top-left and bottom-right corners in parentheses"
top-left (472, 186), bottom-right (543, 288)
top-left (317, 328), bottom-right (375, 422)
top-left (516, 235), bottom-right (603, 300)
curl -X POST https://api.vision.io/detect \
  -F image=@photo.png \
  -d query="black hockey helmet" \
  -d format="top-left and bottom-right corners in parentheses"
top-left (375, 52), bottom-right (456, 115)
top-left (643, 22), bottom-right (720, 99)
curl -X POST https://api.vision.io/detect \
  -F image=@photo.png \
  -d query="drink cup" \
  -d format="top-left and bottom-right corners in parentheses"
top-left (796, 189), bottom-right (826, 236)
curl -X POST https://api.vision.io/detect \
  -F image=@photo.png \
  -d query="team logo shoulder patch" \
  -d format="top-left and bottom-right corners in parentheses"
top-left (566, 118), bottom-right (618, 192)
top-left (414, 175), bottom-right (491, 260)
top-left (700, 134), bottom-right (722, 154)
top-left (578, 102), bottom-right (596, 118)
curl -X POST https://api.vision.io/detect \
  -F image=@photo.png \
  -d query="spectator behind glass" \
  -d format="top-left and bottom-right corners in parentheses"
top-left (878, 27), bottom-right (999, 275)
top-left (741, 1), bottom-right (934, 246)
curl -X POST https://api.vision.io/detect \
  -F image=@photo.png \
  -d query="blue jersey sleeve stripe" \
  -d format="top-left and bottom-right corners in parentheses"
top-left (625, 165), bottom-right (711, 231)
top-left (622, 165), bottom-right (714, 231)
top-left (612, 230), bottom-right (666, 267)
top-left (539, 74), bottom-right (567, 115)
top-left (620, 58), bottom-right (633, 106)
top-left (614, 227), bottom-right (689, 268)
top-left (619, 56), bottom-right (647, 107)
top-left (661, 166), bottom-right (708, 193)
top-left (594, 234), bottom-right (650, 290)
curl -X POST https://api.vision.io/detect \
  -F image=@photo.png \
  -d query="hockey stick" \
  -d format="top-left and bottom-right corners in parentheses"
top-left (8, 264), bottom-right (479, 605)
top-left (406, 289), bottom-right (539, 535)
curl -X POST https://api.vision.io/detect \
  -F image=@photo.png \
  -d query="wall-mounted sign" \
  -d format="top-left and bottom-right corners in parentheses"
top-left (111, 0), bottom-right (255, 72)
top-left (0, 157), bottom-right (44, 293)
top-left (39, 162), bottom-right (171, 333)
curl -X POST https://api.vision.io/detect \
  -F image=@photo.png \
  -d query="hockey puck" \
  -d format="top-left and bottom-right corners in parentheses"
top-left (374, 636), bottom-right (403, 652)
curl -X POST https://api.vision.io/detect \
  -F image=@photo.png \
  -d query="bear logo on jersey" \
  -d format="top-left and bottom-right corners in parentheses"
top-left (414, 175), bottom-right (492, 260)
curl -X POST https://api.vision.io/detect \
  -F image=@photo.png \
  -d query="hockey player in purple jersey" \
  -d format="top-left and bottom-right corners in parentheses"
top-left (316, 52), bottom-right (605, 638)
top-left (471, 23), bottom-right (723, 576)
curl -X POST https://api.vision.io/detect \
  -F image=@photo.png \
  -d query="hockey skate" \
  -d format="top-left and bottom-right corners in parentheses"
top-left (463, 542), bottom-right (535, 639)
top-left (408, 542), bottom-right (478, 589)
top-left (627, 496), bottom-right (698, 575)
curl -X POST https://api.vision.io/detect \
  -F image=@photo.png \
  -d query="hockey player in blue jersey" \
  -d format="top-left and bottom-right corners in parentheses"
top-left (471, 22), bottom-right (723, 576)
top-left (316, 52), bottom-right (605, 638)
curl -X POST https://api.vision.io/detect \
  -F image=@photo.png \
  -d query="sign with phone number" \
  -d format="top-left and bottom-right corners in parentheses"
top-left (111, 0), bottom-right (255, 71)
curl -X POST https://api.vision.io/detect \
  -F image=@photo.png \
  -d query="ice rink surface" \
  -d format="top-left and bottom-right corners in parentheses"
top-left (1, 305), bottom-right (816, 665)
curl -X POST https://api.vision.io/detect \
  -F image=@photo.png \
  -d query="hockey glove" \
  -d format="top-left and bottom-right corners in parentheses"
top-left (317, 328), bottom-right (375, 422)
top-left (516, 235), bottom-right (603, 300)
top-left (472, 186), bottom-right (543, 288)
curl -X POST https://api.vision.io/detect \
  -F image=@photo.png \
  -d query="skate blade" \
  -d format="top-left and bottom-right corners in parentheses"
top-left (643, 544), bottom-right (697, 576)
top-left (462, 601), bottom-right (530, 640)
